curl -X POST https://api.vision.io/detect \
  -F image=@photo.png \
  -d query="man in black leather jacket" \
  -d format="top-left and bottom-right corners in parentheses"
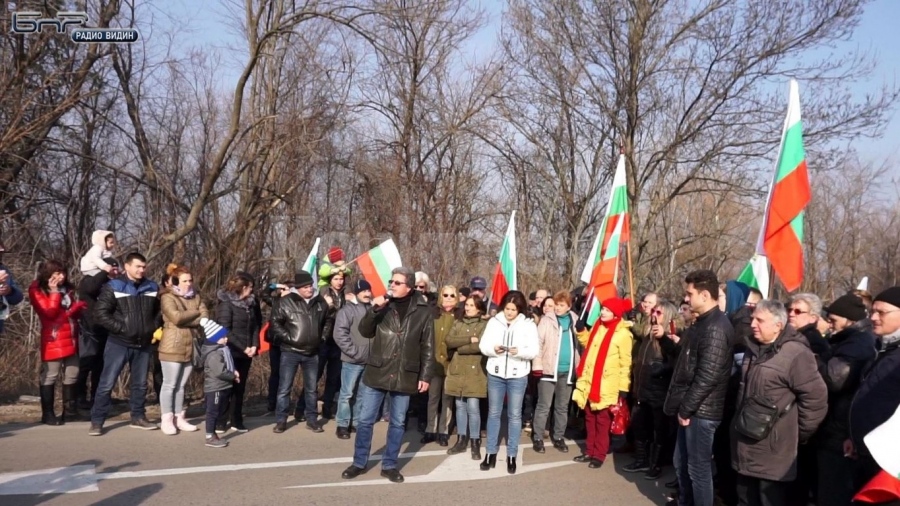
top-left (342, 266), bottom-right (435, 484)
top-left (664, 270), bottom-right (734, 506)
top-left (270, 271), bottom-right (327, 434)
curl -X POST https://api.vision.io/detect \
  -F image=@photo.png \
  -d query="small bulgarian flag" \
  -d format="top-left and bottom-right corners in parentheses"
top-left (301, 237), bottom-right (320, 294)
top-left (737, 254), bottom-right (770, 300)
top-left (761, 79), bottom-right (811, 292)
top-left (581, 154), bottom-right (629, 325)
top-left (488, 212), bottom-right (517, 308)
top-left (355, 239), bottom-right (403, 298)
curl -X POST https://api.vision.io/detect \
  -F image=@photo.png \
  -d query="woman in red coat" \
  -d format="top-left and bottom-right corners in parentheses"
top-left (29, 259), bottom-right (86, 425)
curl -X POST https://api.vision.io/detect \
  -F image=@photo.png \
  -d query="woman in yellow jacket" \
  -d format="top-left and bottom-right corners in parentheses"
top-left (572, 297), bottom-right (633, 469)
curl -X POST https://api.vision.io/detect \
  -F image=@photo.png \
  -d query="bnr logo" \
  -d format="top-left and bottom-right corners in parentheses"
top-left (10, 11), bottom-right (140, 43)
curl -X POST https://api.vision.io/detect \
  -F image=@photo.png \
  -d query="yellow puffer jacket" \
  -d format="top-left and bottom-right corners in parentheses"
top-left (573, 321), bottom-right (633, 411)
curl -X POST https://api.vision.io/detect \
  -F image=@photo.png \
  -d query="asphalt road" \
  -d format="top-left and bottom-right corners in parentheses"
top-left (0, 414), bottom-right (672, 505)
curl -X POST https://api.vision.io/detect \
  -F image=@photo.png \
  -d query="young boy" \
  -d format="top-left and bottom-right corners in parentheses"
top-left (200, 318), bottom-right (239, 448)
top-left (80, 230), bottom-right (117, 276)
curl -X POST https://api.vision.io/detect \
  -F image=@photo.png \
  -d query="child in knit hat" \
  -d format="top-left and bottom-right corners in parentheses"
top-left (318, 246), bottom-right (353, 288)
top-left (199, 318), bottom-right (237, 448)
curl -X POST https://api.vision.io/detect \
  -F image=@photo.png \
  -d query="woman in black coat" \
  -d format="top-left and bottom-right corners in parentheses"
top-left (215, 271), bottom-right (262, 432)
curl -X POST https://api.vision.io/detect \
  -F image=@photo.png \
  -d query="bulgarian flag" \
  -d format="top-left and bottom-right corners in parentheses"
top-left (761, 79), bottom-right (811, 292)
top-left (355, 239), bottom-right (403, 298)
top-left (855, 404), bottom-right (900, 503)
top-left (580, 154), bottom-right (629, 325)
top-left (488, 212), bottom-right (517, 308)
top-left (301, 237), bottom-right (320, 294)
top-left (737, 254), bottom-right (770, 300)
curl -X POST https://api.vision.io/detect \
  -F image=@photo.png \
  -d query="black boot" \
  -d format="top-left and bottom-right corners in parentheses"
top-left (61, 384), bottom-right (81, 423)
top-left (447, 435), bottom-right (469, 455)
top-left (420, 432), bottom-right (437, 444)
top-left (470, 439), bottom-right (482, 460)
top-left (644, 443), bottom-right (663, 480)
top-left (479, 453), bottom-right (496, 471)
top-left (40, 385), bottom-right (62, 426)
top-left (507, 456), bottom-right (517, 474)
top-left (623, 440), bottom-right (650, 473)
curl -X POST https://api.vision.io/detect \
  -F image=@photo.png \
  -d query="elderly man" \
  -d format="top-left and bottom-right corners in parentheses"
top-left (787, 293), bottom-right (831, 361)
top-left (731, 300), bottom-right (827, 506)
top-left (631, 292), bottom-right (658, 343)
top-left (342, 267), bottom-right (435, 484)
top-left (848, 287), bottom-right (900, 493)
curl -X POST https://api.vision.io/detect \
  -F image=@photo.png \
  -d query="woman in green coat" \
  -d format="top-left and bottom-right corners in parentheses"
top-left (444, 295), bottom-right (488, 460)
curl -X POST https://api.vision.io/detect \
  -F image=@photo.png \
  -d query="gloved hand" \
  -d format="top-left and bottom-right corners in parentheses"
top-left (532, 369), bottom-right (543, 378)
top-left (575, 319), bottom-right (586, 333)
top-left (152, 327), bottom-right (163, 344)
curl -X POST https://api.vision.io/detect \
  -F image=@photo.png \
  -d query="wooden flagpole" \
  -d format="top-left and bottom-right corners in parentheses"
top-left (626, 239), bottom-right (635, 305)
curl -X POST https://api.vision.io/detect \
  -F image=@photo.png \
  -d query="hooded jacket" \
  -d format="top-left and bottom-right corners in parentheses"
top-left (80, 230), bottom-right (113, 274)
top-left (29, 281), bottom-right (87, 361)
top-left (731, 325), bottom-right (828, 482)
top-left (215, 289), bottom-right (262, 353)
top-left (201, 342), bottom-right (236, 393)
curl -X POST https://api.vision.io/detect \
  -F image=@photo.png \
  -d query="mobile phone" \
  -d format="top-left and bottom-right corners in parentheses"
top-left (669, 320), bottom-right (676, 335)
top-left (498, 345), bottom-right (508, 352)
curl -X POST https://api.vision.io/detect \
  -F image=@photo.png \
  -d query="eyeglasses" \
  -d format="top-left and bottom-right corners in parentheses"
top-left (389, 280), bottom-right (405, 286)
top-left (872, 309), bottom-right (900, 318)
top-left (788, 308), bottom-right (808, 316)
top-left (442, 293), bottom-right (456, 298)
top-left (651, 309), bottom-right (663, 316)
top-left (416, 285), bottom-right (427, 290)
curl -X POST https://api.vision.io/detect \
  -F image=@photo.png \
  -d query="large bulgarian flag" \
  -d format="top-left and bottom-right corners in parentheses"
top-left (355, 239), bottom-right (403, 298)
top-left (580, 154), bottom-right (629, 325)
top-left (488, 212), bottom-right (517, 308)
top-left (760, 79), bottom-right (810, 293)
top-left (301, 237), bottom-right (320, 294)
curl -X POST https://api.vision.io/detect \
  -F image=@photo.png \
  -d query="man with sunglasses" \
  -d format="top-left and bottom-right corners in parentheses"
top-left (342, 266), bottom-right (435, 484)
top-left (787, 293), bottom-right (831, 362)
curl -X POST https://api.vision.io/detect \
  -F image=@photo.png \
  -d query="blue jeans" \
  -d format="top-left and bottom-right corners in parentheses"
top-left (352, 380), bottom-right (411, 470)
top-left (674, 417), bottom-right (720, 506)
top-left (486, 375), bottom-right (527, 456)
top-left (90, 340), bottom-right (151, 425)
top-left (455, 397), bottom-right (481, 438)
top-left (276, 350), bottom-right (319, 423)
top-left (336, 363), bottom-right (366, 428)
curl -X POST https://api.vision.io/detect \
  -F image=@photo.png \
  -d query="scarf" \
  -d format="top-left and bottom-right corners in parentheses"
top-left (575, 316), bottom-right (622, 405)
top-left (173, 284), bottom-right (195, 299)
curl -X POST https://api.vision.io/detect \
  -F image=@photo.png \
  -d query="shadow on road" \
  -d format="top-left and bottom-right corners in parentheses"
top-left (612, 455), bottom-right (674, 506)
top-left (90, 483), bottom-right (164, 506)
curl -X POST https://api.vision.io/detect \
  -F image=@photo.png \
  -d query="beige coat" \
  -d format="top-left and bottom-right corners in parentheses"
top-left (159, 291), bottom-right (208, 363)
top-left (532, 311), bottom-right (582, 382)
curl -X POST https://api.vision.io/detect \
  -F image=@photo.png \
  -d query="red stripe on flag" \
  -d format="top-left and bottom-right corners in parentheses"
top-left (764, 220), bottom-right (805, 292)
top-left (764, 161), bottom-right (810, 235)
top-left (490, 262), bottom-right (510, 308)
top-left (357, 253), bottom-right (388, 297)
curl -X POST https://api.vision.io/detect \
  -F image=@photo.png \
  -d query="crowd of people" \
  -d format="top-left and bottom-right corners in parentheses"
top-left (6, 231), bottom-right (900, 505)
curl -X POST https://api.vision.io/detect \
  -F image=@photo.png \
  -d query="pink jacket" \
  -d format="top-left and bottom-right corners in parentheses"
top-left (533, 311), bottom-right (581, 383)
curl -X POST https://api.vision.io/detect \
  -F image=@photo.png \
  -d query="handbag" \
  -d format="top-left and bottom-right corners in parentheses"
top-left (610, 396), bottom-right (631, 436)
top-left (733, 395), bottom-right (792, 441)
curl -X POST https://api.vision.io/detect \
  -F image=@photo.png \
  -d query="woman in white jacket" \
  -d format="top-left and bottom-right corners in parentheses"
top-left (479, 290), bottom-right (539, 475)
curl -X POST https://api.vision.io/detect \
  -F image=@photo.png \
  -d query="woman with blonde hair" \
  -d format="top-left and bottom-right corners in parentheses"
top-left (159, 263), bottom-right (208, 435)
top-left (623, 299), bottom-right (682, 479)
top-left (422, 284), bottom-right (457, 446)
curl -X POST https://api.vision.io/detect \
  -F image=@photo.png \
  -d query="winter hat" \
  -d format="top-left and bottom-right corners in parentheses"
top-left (200, 318), bottom-right (228, 344)
top-left (294, 271), bottom-right (314, 288)
top-left (602, 298), bottom-right (632, 319)
top-left (875, 287), bottom-right (900, 310)
top-left (470, 276), bottom-right (487, 290)
top-left (352, 279), bottom-right (372, 295)
top-left (825, 294), bottom-right (867, 322)
top-left (459, 287), bottom-right (471, 298)
top-left (327, 247), bottom-right (344, 264)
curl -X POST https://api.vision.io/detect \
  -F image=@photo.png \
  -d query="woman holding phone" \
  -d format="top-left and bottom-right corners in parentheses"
top-left (479, 291), bottom-right (539, 474)
top-left (623, 300), bottom-right (682, 479)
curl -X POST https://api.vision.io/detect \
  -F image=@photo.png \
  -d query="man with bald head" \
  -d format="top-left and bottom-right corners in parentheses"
top-left (848, 286), bottom-right (900, 493)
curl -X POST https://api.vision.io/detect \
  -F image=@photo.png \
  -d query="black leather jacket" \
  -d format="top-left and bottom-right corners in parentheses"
top-left (664, 306), bottom-right (734, 421)
top-left (320, 286), bottom-right (346, 343)
top-left (269, 292), bottom-right (327, 355)
top-left (359, 293), bottom-right (436, 395)
top-left (94, 276), bottom-right (161, 348)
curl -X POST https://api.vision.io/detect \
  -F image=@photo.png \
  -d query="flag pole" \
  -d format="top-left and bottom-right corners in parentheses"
top-left (625, 239), bottom-right (635, 304)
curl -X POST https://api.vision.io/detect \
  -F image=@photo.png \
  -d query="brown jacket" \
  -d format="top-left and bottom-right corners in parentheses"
top-left (159, 291), bottom-right (208, 363)
top-left (433, 310), bottom-right (454, 376)
top-left (444, 316), bottom-right (488, 398)
top-left (730, 326), bottom-right (827, 482)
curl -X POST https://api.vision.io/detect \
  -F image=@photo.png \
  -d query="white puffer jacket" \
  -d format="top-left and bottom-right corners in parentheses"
top-left (479, 313), bottom-right (539, 379)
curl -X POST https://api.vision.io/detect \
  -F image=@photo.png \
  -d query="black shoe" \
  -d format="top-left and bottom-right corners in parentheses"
top-left (645, 466), bottom-right (663, 480)
top-left (215, 423), bottom-right (230, 434)
top-left (437, 434), bottom-right (449, 447)
top-left (588, 458), bottom-right (604, 469)
top-left (666, 478), bottom-right (679, 489)
top-left (533, 439), bottom-right (545, 453)
top-left (480, 453), bottom-right (497, 471)
top-left (39, 385), bottom-right (62, 426)
top-left (88, 423), bottom-right (103, 436)
top-left (380, 468), bottom-right (404, 483)
top-left (294, 412), bottom-right (306, 423)
top-left (273, 422), bottom-right (287, 433)
top-left (306, 421), bottom-right (324, 433)
top-left (336, 426), bottom-right (351, 439)
top-left (623, 440), bottom-right (650, 472)
top-left (573, 454), bottom-right (592, 463)
top-left (644, 442), bottom-right (663, 480)
top-left (552, 438), bottom-right (569, 453)
top-left (507, 456), bottom-right (517, 474)
top-left (349, 426), bottom-right (357, 433)
top-left (420, 433), bottom-right (437, 444)
top-left (61, 384), bottom-right (81, 423)
top-left (470, 439), bottom-right (482, 460)
top-left (231, 424), bottom-right (249, 433)
top-left (665, 499), bottom-right (678, 506)
top-left (447, 435), bottom-right (469, 455)
top-left (130, 418), bottom-right (158, 430)
top-left (341, 465), bottom-right (365, 479)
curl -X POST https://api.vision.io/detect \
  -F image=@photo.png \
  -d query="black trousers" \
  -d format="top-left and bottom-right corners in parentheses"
top-left (205, 389), bottom-right (231, 435)
top-left (817, 447), bottom-right (856, 506)
top-left (224, 351), bottom-right (252, 426)
top-left (75, 354), bottom-right (104, 402)
top-left (630, 401), bottom-right (669, 444)
top-left (268, 345), bottom-right (281, 412)
top-left (736, 474), bottom-right (788, 506)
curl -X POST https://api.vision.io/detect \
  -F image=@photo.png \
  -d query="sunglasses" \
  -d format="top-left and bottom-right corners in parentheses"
top-left (442, 293), bottom-right (456, 298)
top-left (389, 280), bottom-right (406, 286)
top-left (651, 309), bottom-right (663, 316)
top-left (416, 285), bottom-right (427, 290)
top-left (788, 308), bottom-right (808, 316)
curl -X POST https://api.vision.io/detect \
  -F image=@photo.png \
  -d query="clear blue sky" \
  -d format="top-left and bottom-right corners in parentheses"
top-left (154, 0), bottom-right (900, 167)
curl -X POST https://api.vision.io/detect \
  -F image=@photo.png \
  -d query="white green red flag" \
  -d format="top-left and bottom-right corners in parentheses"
top-left (737, 254), bottom-right (770, 300)
top-left (760, 79), bottom-right (811, 292)
top-left (301, 237), bottom-right (320, 294)
top-left (580, 154), bottom-right (629, 325)
top-left (355, 239), bottom-right (403, 298)
top-left (489, 212), bottom-right (517, 308)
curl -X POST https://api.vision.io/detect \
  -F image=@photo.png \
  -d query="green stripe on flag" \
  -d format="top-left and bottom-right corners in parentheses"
top-left (776, 123), bottom-right (804, 183)
top-left (790, 211), bottom-right (804, 240)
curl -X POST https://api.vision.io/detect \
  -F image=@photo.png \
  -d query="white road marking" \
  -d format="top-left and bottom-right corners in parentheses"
top-left (0, 465), bottom-right (98, 495)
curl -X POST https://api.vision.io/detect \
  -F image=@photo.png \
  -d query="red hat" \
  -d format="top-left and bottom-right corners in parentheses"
top-left (327, 247), bottom-right (344, 264)
top-left (601, 297), bottom-right (632, 319)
